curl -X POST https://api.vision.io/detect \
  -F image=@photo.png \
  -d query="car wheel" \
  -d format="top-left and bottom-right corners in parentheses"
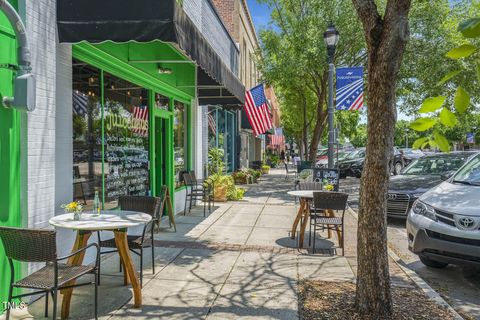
top-left (419, 255), bottom-right (448, 268)
top-left (394, 162), bottom-right (403, 175)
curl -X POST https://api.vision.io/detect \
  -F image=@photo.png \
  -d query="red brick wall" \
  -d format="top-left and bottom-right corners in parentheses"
top-left (210, 0), bottom-right (237, 41)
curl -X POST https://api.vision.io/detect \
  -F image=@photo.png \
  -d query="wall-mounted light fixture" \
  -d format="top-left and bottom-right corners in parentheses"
top-left (158, 67), bottom-right (173, 75)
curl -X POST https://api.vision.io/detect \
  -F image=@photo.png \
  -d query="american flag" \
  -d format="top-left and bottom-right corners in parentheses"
top-left (336, 67), bottom-right (364, 111)
top-left (73, 91), bottom-right (88, 116)
top-left (244, 84), bottom-right (273, 136)
top-left (208, 112), bottom-right (216, 135)
top-left (132, 105), bottom-right (148, 137)
top-left (270, 128), bottom-right (285, 146)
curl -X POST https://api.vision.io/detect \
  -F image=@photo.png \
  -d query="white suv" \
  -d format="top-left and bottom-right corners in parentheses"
top-left (406, 153), bottom-right (480, 268)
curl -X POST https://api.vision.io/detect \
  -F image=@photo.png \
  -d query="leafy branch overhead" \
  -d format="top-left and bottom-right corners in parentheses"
top-left (411, 17), bottom-right (480, 151)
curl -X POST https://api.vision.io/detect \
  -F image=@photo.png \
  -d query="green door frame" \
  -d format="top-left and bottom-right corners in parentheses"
top-left (0, 0), bottom-right (24, 309)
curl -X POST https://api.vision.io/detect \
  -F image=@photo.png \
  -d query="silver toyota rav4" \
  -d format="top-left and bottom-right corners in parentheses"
top-left (406, 153), bottom-right (480, 268)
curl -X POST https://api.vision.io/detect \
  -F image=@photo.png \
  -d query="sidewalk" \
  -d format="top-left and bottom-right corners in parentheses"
top-left (24, 168), bottom-right (355, 319)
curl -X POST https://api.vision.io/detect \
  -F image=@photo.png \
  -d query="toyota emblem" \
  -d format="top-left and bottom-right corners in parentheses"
top-left (454, 216), bottom-right (479, 230)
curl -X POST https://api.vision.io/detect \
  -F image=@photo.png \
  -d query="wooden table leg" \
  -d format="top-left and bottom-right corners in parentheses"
top-left (298, 203), bottom-right (310, 248)
top-left (114, 229), bottom-right (142, 308)
top-left (291, 199), bottom-right (305, 239)
top-left (326, 209), bottom-right (333, 239)
top-left (61, 230), bottom-right (91, 320)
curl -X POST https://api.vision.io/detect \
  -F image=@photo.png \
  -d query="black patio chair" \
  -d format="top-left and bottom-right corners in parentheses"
top-left (298, 182), bottom-right (325, 245)
top-left (284, 162), bottom-right (295, 180)
top-left (309, 191), bottom-right (349, 255)
top-left (0, 227), bottom-right (99, 320)
top-left (183, 172), bottom-right (212, 217)
top-left (97, 195), bottom-right (161, 287)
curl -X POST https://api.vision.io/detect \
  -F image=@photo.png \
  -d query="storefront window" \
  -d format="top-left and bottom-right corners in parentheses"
top-left (103, 73), bottom-right (150, 208)
top-left (174, 101), bottom-right (187, 187)
top-left (72, 61), bottom-right (102, 210)
top-left (155, 93), bottom-right (169, 111)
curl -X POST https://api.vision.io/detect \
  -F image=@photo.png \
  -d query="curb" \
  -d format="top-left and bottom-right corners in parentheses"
top-left (346, 207), bottom-right (464, 320)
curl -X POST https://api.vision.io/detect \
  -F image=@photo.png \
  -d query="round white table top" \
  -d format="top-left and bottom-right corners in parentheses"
top-left (49, 210), bottom-right (152, 231)
top-left (287, 190), bottom-right (316, 198)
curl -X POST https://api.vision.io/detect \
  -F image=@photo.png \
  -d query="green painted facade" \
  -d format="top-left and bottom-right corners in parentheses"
top-left (0, 0), bottom-right (23, 307)
top-left (73, 41), bottom-right (196, 206)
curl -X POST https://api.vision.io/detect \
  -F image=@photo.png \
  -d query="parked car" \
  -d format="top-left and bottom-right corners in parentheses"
top-left (387, 151), bottom-right (476, 218)
top-left (316, 150), bottom-right (350, 168)
top-left (338, 148), bottom-right (366, 178)
top-left (407, 152), bottom-right (480, 268)
top-left (392, 148), bottom-right (424, 175)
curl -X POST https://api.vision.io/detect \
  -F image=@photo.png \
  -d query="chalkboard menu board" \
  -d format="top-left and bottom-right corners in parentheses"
top-left (104, 98), bottom-right (150, 204)
top-left (312, 168), bottom-right (340, 191)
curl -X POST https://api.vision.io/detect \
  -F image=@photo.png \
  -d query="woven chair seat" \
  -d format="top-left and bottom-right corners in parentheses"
top-left (99, 235), bottom-right (148, 250)
top-left (15, 263), bottom-right (94, 289)
top-left (314, 216), bottom-right (342, 225)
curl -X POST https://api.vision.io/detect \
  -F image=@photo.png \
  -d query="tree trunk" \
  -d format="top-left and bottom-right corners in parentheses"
top-left (308, 71), bottom-right (328, 162)
top-left (352, 0), bottom-right (411, 318)
top-left (302, 95), bottom-right (309, 159)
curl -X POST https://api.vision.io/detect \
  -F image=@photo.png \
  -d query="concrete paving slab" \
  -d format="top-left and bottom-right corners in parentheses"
top-left (261, 205), bottom-right (297, 216)
top-left (245, 227), bottom-right (297, 248)
top-left (27, 275), bottom-right (131, 320)
top-left (207, 283), bottom-right (298, 320)
top-left (297, 255), bottom-right (355, 282)
top-left (111, 279), bottom-right (221, 320)
top-left (255, 214), bottom-right (296, 229)
top-left (99, 246), bottom-right (182, 279)
top-left (226, 252), bottom-right (297, 287)
top-left (155, 248), bottom-right (240, 285)
top-left (198, 225), bottom-right (252, 245)
top-left (155, 222), bottom-right (209, 242)
top-left (215, 212), bottom-right (260, 227)
top-left (230, 204), bottom-right (265, 214)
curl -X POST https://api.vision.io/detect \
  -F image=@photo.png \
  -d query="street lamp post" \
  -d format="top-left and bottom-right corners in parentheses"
top-left (405, 128), bottom-right (409, 148)
top-left (324, 24), bottom-right (339, 169)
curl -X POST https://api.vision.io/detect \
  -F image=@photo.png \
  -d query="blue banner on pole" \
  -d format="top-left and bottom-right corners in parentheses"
top-left (336, 67), bottom-right (364, 111)
top-left (467, 132), bottom-right (475, 144)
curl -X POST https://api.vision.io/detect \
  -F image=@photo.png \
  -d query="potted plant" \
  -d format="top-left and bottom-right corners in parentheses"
top-left (232, 171), bottom-right (248, 184)
top-left (261, 165), bottom-right (271, 174)
top-left (206, 173), bottom-right (246, 202)
top-left (61, 201), bottom-right (84, 221)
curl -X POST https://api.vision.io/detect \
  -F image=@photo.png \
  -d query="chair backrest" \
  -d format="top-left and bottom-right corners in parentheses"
top-left (298, 182), bottom-right (323, 191)
top-left (183, 172), bottom-right (193, 187)
top-left (189, 171), bottom-right (198, 184)
top-left (312, 192), bottom-right (349, 211)
top-left (118, 196), bottom-right (161, 219)
top-left (0, 227), bottom-right (57, 262)
top-left (284, 162), bottom-right (290, 173)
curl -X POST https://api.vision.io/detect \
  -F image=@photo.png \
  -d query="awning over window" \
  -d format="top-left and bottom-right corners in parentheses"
top-left (57, 0), bottom-right (245, 105)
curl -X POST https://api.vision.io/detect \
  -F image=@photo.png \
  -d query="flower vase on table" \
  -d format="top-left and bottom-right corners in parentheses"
top-left (61, 201), bottom-right (84, 221)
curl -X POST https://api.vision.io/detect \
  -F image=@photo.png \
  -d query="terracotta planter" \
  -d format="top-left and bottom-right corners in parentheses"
top-left (214, 185), bottom-right (228, 202)
top-left (233, 176), bottom-right (248, 185)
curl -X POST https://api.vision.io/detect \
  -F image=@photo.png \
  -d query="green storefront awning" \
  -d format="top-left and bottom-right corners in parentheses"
top-left (57, 0), bottom-right (245, 106)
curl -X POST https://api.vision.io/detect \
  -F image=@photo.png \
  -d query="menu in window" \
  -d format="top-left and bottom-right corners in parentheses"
top-left (104, 103), bottom-right (150, 201)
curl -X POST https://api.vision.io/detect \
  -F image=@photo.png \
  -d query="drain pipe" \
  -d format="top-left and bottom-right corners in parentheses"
top-left (0, 0), bottom-right (35, 112)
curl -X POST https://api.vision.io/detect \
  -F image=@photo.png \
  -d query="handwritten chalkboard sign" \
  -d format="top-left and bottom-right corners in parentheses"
top-left (105, 100), bottom-right (150, 204)
top-left (312, 168), bottom-right (340, 191)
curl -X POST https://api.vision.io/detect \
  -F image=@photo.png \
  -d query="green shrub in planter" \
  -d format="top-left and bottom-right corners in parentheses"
top-left (261, 165), bottom-right (271, 174)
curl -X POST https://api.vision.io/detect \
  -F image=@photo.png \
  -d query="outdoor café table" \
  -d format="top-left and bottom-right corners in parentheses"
top-left (287, 190), bottom-right (341, 248)
top-left (49, 210), bottom-right (152, 319)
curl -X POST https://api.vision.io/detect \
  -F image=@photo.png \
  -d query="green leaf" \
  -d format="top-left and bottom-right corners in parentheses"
top-left (439, 108), bottom-right (457, 127)
top-left (421, 140), bottom-right (431, 149)
top-left (437, 70), bottom-right (462, 86)
top-left (446, 44), bottom-right (477, 59)
top-left (418, 96), bottom-right (446, 113)
top-left (410, 118), bottom-right (437, 132)
top-left (412, 137), bottom-right (429, 149)
top-left (458, 18), bottom-right (480, 38)
top-left (433, 131), bottom-right (450, 152)
top-left (454, 87), bottom-right (470, 113)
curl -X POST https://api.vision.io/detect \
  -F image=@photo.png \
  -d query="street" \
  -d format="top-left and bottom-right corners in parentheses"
top-left (343, 177), bottom-right (480, 320)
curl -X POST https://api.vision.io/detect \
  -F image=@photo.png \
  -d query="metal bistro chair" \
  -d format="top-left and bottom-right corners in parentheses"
top-left (298, 182), bottom-right (325, 246)
top-left (183, 172), bottom-right (212, 217)
top-left (97, 195), bottom-right (161, 287)
top-left (0, 227), bottom-right (99, 320)
top-left (309, 191), bottom-right (349, 255)
top-left (191, 170), bottom-right (215, 212)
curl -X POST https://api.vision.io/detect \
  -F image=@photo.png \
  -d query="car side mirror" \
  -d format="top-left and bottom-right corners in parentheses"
top-left (441, 171), bottom-right (454, 181)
